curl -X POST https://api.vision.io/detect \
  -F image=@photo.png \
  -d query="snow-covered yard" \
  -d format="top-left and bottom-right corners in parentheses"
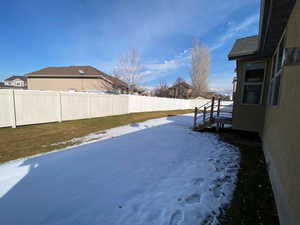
top-left (0, 114), bottom-right (240, 225)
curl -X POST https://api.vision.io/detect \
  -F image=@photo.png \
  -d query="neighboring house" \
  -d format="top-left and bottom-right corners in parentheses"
top-left (168, 81), bottom-right (192, 99)
top-left (26, 66), bottom-right (128, 93)
top-left (0, 82), bottom-right (5, 89)
top-left (2, 76), bottom-right (27, 89)
top-left (228, 1), bottom-right (299, 225)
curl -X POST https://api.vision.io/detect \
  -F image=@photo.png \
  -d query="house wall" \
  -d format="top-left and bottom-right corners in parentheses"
top-left (232, 58), bottom-right (271, 134)
top-left (27, 77), bottom-right (113, 91)
top-left (262, 2), bottom-right (300, 225)
top-left (169, 85), bottom-right (192, 99)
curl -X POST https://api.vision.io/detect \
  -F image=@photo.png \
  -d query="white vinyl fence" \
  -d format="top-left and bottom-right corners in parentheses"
top-left (0, 89), bottom-right (220, 128)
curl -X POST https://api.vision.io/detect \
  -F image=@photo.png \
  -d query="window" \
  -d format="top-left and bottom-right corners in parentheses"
top-left (242, 61), bottom-right (265, 104)
top-left (232, 77), bottom-right (237, 94)
top-left (269, 34), bottom-right (285, 106)
top-left (15, 81), bottom-right (23, 86)
top-left (285, 47), bottom-right (300, 65)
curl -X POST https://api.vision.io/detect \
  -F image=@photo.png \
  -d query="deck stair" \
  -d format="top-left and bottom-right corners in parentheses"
top-left (193, 97), bottom-right (233, 132)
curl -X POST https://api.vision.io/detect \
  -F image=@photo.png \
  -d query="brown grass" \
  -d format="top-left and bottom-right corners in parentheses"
top-left (0, 109), bottom-right (193, 163)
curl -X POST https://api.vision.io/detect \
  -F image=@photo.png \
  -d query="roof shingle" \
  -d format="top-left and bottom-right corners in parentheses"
top-left (26, 66), bottom-right (105, 76)
top-left (228, 35), bottom-right (259, 60)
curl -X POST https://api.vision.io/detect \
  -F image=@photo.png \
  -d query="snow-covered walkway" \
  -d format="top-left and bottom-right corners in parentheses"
top-left (0, 114), bottom-right (240, 225)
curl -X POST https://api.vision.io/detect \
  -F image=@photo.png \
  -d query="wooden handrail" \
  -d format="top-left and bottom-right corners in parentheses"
top-left (194, 97), bottom-right (232, 130)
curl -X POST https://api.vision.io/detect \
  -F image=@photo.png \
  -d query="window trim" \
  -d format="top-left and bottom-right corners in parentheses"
top-left (241, 60), bottom-right (266, 105)
top-left (15, 81), bottom-right (23, 86)
top-left (268, 31), bottom-right (286, 107)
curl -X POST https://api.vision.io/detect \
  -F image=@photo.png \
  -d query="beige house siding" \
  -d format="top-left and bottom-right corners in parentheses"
top-left (262, 2), bottom-right (300, 225)
top-left (27, 77), bottom-right (113, 91)
top-left (232, 58), bottom-right (271, 134)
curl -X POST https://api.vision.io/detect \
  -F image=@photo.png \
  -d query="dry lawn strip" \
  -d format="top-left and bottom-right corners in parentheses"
top-left (0, 109), bottom-right (193, 163)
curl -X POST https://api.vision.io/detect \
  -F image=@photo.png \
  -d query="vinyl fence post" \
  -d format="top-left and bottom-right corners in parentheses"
top-left (88, 93), bottom-right (91, 118)
top-left (8, 89), bottom-right (17, 128)
top-left (57, 92), bottom-right (62, 122)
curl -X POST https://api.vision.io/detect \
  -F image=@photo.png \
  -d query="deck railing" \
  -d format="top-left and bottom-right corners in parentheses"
top-left (193, 97), bottom-right (233, 130)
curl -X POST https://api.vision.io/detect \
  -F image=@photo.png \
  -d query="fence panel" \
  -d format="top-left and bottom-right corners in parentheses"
top-left (14, 90), bottom-right (59, 126)
top-left (61, 92), bottom-right (90, 121)
top-left (0, 90), bottom-right (12, 127)
top-left (0, 90), bottom-right (225, 128)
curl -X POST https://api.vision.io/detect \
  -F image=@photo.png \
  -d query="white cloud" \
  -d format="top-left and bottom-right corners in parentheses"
top-left (94, 0), bottom-right (257, 55)
top-left (210, 13), bottom-right (259, 51)
top-left (145, 59), bottom-right (180, 71)
top-left (142, 50), bottom-right (191, 83)
top-left (141, 13), bottom-right (259, 85)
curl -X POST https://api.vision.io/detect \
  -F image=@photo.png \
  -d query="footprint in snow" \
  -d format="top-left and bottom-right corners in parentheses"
top-left (169, 210), bottom-right (184, 225)
top-left (192, 177), bottom-right (204, 185)
top-left (201, 214), bottom-right (214, 225)
top-left (185, 193), bottom-right (201, 204)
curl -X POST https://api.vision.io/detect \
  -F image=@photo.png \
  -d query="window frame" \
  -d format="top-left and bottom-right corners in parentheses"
top-left (15, 80), bottom-right (23, 87)
top-left (241, 60), bottom-right (266, 105)
top-left (268, 31), bottom-right (286, 106)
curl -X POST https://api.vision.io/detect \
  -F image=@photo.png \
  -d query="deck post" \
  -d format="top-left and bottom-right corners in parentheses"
top-left (193, 107), bottom-right (198, 129)
top-left (203, 106), bottom-right (206, 123)
top-left (217, 98), bottom-right (221, 118)
top-left (216, 121), bottom-right (220, 132)
top-left (210, 97), bottom-right (215, 122)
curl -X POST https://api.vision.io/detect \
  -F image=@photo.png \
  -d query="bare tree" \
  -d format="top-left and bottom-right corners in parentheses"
top-left (113, 49), bottom-right (143, 94)
top-left (154, 80), bottom-right (170, 97)
top-left (175, 77), bottom-right (185, 85)
top-left (189, 40), bottom-right (211, 97)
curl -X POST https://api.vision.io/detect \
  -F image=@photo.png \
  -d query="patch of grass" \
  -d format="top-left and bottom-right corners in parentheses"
top-left (0, 109), bottom-right (193, 163)
top-left (218, 129), bottom-right (280, 225)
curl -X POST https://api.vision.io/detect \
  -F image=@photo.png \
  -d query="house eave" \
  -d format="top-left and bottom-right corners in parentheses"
top-left (26, 74), bottom-right (113, 84)
top-left (259, 0), bottom-right (296, 56)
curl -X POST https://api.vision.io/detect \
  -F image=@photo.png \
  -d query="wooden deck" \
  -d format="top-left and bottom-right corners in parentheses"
top-left (193, 97), bottom-right (233, 132)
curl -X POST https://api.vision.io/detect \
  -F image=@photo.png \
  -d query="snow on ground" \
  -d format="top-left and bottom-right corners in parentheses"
top-left (0, 114), bottom-right (240, 225)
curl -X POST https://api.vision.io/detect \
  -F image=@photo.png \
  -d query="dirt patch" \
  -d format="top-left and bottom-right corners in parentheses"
top-left (217, 129), bottom-right (280, 225)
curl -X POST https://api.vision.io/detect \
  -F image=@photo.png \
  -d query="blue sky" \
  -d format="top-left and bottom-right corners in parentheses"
top-left (0, 0), bottom-right (260, 90)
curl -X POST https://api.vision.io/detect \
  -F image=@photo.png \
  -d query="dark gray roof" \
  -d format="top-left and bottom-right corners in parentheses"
top-left (26, 66), bottom-right (105, 76)
top-left (228, 35), bottom-right (259, 60)
top-left (5, 76), bottom-right (27, 82)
